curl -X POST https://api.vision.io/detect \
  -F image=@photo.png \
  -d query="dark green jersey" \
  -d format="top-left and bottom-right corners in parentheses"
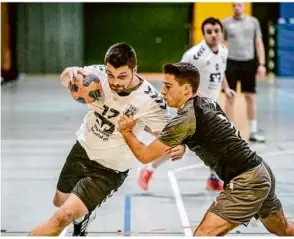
top-left (158, 96), bottom-right (261, 186)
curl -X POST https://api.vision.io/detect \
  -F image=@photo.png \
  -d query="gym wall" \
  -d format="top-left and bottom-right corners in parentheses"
top-left (83, 3), bottom-right (192, 72)
top-left (16, 3), bottom-right (83, 74)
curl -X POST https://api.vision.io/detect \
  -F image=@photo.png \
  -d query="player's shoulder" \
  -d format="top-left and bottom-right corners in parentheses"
top-left (193, 40), bottom-right (207, 52)
top-left (196, 96), bottom-right (219, 113)
top-left (190, 41), bottom-right (206, 51)
top-left (186, 41), bottom-right (208, 61)
top-left (138, 78), bottom-right (167, 111)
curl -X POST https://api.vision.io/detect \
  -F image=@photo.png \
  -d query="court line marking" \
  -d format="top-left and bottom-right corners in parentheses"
top-left (278, 89), bottom-right (294, 100)
top-left (173, 162), bottom-right (205, 173)
top-left (261, 149), bottom-right (294, 157)
top-left (168, 170), bottom-right (193, 237)
top-left (174, 149), bottom-right (294, 175)
top-left (124, 195), bottom-right (132, 236)
top-left (2, 140), bottom-right (74, 145)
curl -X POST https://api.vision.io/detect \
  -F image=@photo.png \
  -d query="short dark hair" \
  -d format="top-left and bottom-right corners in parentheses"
top-left (201, 17), bottom-right (223, 34)
top-left (104, 42), bottom-right (137, 69)
top-left (163, 62), bottom-right (200, 94)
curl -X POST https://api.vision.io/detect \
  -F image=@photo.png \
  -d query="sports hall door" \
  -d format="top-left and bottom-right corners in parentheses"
top-left (84, 3), bottom-right (192, 72)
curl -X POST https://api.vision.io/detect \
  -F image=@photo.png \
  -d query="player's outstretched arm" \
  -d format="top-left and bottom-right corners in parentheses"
top-left (119, 115), bottom-right (170, 164)
top-left (144, 125), bottom-right (186, 161)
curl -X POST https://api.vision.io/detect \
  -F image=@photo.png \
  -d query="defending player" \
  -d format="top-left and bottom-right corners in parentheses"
top-left (138, 18), bottom-right (235, 191)
top-left (119, 62), bottom-right (294, 236)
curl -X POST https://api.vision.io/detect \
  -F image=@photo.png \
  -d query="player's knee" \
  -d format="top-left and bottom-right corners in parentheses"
top-left (226, 96), bottom-right (235, 105)
top-left (193, 225), bottom-right (211, 236)
top-left (266, 224), bottom-right (290, 236)
top-left (285, 225), bottom-right (294, 236)
top-left (271, 228), bottom-right (287, 236)
top-left (283, 222), bottom-right (294, 236)
top-left (244, 93), bottom-right (254, 103)
top-left (194, 228), bottom-right (214, 236)
top-left (53, 209), bottom-right (75, 227)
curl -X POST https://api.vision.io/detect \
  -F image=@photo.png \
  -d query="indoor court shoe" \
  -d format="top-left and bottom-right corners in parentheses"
top-left (72, 210), bottom-right (96, 236)
top-left (137, 167), bottom-right (153, 191)
top-left (206, 176), bottom-right (224, 191)
top-left (249, 131), bottom-right (266, 143)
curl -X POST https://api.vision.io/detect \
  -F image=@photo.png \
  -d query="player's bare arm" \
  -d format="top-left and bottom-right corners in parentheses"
top-left (144, 125), bottom-right (186, 161)
top-left (119, 115), bottom-right (170, 164)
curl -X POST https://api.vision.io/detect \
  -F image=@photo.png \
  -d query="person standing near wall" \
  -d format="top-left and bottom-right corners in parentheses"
top-left (222, 2), bottom-right (266, 142)
top-left (1, 3), bottom-right (18, 85)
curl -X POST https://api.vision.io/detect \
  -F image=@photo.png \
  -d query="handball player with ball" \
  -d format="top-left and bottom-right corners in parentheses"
top-left (28, 43), bottom-right (185, 236)
top-left (68, 72), bottom-right (103, 104)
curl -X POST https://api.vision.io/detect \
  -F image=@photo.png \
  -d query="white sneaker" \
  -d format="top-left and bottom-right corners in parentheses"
top-left (249, 131), bottom-right (266, 143)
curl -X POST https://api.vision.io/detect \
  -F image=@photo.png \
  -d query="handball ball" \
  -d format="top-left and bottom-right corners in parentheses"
top-left (69, 73), bottom-right (102, 104)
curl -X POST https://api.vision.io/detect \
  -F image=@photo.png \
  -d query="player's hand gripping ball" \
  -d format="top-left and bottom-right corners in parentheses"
top-left (69, 73), bottom-right (102, 104)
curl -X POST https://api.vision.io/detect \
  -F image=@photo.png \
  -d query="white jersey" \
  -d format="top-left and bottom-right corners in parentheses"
top-left (75, 65), bottom-right (170, 172)
top-left (181, 40), bottom-right (228, 101)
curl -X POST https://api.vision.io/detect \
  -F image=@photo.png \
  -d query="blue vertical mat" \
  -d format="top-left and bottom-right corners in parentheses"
top-left (278, 3), bottom-right (294, 77)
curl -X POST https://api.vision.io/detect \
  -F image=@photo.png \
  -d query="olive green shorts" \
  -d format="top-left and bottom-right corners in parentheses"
top-left (208, 161), bottom-right (282, 225)
top-left (57, 141), bottom-right (128, 212)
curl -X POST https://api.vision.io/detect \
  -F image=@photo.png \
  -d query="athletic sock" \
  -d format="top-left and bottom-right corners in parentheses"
top-left (74, 214), bottom-right (86, 224)
top-left (249, 119), bottom-right (257, 133)
top-left (147, 164), bottom-right (155, 172)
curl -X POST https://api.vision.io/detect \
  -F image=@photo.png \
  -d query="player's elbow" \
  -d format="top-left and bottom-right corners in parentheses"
top-left (138, 155), bottom-right (149, 164)
top-left (140, 160), bottom-right (149, 165)
top-left (137, 153), bottom-right (154, 165)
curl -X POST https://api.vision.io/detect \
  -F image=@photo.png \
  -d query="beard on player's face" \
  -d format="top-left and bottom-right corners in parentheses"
top-left (106, 63), bottom-right (134, 92)
top-left (109, 82), bottom-right (130, 92)
top-left (109, 73), bottom-right (134, 93)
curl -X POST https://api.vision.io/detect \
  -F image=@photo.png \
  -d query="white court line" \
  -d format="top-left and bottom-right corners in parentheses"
top-left (2, 139), bottom-right (74, 144)
top-left (278, 89), bottom-right (294, 100)
top-left (173, 150), bottom-right (294, 174)
top-left (168, 171), bottom-right (193, 237)
top-left (59, 225), bottom-right (70, 237)
top-left (261, 150), bottom-right (294, 157)
top-left (173, 162), bottom-right (205, 173)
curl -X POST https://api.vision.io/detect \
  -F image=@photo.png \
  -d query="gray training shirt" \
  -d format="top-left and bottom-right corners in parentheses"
top-left (222, 15), bottom-right (262, 61)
